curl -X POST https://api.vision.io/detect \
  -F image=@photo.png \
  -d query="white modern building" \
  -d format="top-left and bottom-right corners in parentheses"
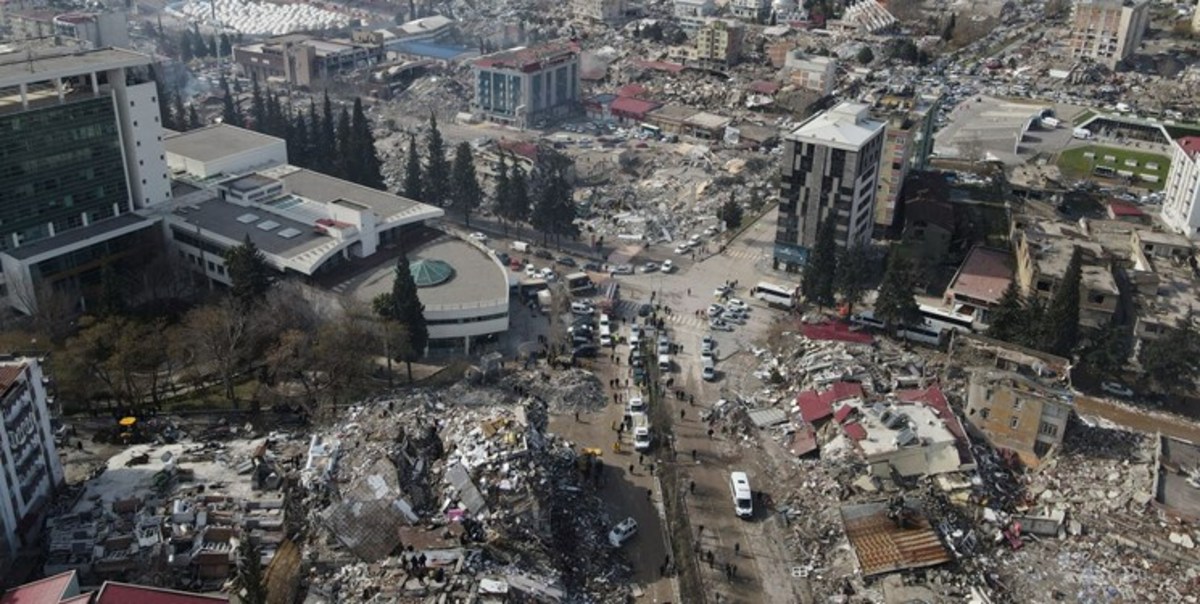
top-left (774, 102), bottom-right (885, 271)
top-left (781, 51), bottom-right (837, 95)
top-left (1161, 136), bottom-right (1200, 238)
top-left (729, 0), bottom-right (769, 22)
top-left (673, 0), bottom-right (716, 31)
top-left (0, 47), bottom-right (170, 314)
top-left (0, 358), bottom-right (64, 562)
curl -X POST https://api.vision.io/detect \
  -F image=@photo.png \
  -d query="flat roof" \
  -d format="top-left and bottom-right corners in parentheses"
top-left (685, 111), bottom-right (733, 130)
top-left (396, 41), bottom-right (475, 61)
top-left (789, 101), bottom-right (884, 149)
top-left (948, 246), bottom-right (1014, 305)
top-left (610, 96), bottom-right (660, 116)
top-left (350, 238), bottom-right (507, 310)
top-left (0, 47), bottom-right (152, 88)
top-left (647, 103), bottom-right (698, 123)
top-left (474, 41), bottom-right (578, 70)
top-left (840, 500), bottom-right (952, 576)
top-left (164, 124), bottom-right (284, 164)
top-left (1, 213), bottom-right (155, 261)
top-left (267, 166), bottom-right (426, 221)
top-left (171, 194), bottom-right (328, 259)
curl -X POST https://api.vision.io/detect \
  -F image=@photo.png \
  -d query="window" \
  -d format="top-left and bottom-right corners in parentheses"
top-left (1036, 279), bottom-right (1051, 292)
top-left (1009, 417), bottom-right (1019, 429)
top-left (979, 407), bottom-right (990, 420)
top-left (1038, 422), bottom-right (1059, 437)
top-left (1089, 293), bottom-right (1105, 304)
top-left (1013, 398), bottom-right (1022, 411)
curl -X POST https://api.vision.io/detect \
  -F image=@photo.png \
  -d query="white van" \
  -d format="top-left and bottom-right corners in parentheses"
top-left (626, 395), bottom-right (647, 416)
top-left (730, 472), bottom-right (753, 518)
top-left (702, 357), bottom-right (716, 381)
top-left (510, 241), bottom-right (531, 253)
top-left (629, 325), bottom-right (642, 347)
top-left (599, 324), bottom-right (613, 347)
top-left (631, 413), bottom-right (652, 450)
top-left (599, 313), bottom-right (611, 329)
top-left (657, 354), bottom-right (670, 372)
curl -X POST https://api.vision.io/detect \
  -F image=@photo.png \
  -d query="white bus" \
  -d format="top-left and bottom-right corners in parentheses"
top-left (917, 304), bottom-right (974, 334)
top-left (751, 281), bottom-right (799, 310)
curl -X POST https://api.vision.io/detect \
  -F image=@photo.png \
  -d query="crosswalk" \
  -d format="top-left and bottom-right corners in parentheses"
top-left (606, 300), bottom-right (711, 330)
top-left (720, 247), bottom-right (770, 262)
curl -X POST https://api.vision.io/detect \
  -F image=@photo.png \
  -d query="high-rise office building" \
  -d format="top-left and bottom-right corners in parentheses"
top-left (0, 358), bottom-right (64, 569)
top-left (1068, 0), bottom-right (1149, 69)
top-left (0, 47), bottom-right (168, 312)
top-left (774, 102), bottom-right (885, 272)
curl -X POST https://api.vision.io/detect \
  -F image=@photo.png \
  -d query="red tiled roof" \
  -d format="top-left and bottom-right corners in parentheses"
top-left (1108, 200), bottom-right (1145, 217)
top-left (833, 404), bottom-right (855, 424)
top-left (747, 80), bottom-right (780, 95)
top-left (616, 83), bottom-right (646, 98)
top-left (800, 321), bottom-right (874, 344)
top-left (895, 385), bottom-right (974, 465)
top-left (1177, 136), bottom-right (1200, 159)
top-left (497, 139), bottom-right (538, 161)
top-left (94, 583), bottom-right (228, 604)
top-left (0, 572), bottom-right (77, 604)
top-left (843, 422), bottom-right (867, 441)
top-left (610, 96), bottom-right (660, 118)
top-left (795, 382), bottom-right (865, 423)
top-left (0, 363), bottom-right (25, 393)
top-left (947, 246), bottom-right (1014, 306)
top-left (788, 423), bottom-right (818, 456)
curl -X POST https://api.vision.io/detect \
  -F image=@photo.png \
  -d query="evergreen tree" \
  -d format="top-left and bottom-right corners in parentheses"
top-left (985, 280), bottom-right (1024, 343)
top-left (834, 245), bottom-right (869, 311)
top-left (219, 33), bottom-right (232, 57)
top-left (424, 113), bottom-right (450, 207)
top-left (875, 251), bottom-right (920, 333)
top-left (531, 153), bottom-right (576, 247)
top-left (1140, 313), bottom-right (1200, 394)
top-left (180, 30), bottom-right (194, 62)
top-left (376, 254), bottom-right (428, 382)
top-left (156, 78), bottom-right (174, 131)
top-left (96, 264), bottom-right (126, 318)
top-left (1081, 324), bottom-right (1130, 376)
top-left (493, 154), bottom-right (512, 235)
top-left (941, 13), bottom-right (956, 41)
top-left (450, 142), bottom-right (482, 226)
top-left (856, 46), bottom-right (874, 65)
top-left (1041, 247), bottom-right (1082, 356)
top-left (290, 112), bottom-right (309, 168)
top-left (718, 192), bottom-right (743, 229)
top-left (801, 213), bottom-right (837, 308)
top-left (208, 35), bottom-right (218, 58)
top-left (232, 538), bottom-right (267, 604)
top-left (308, 100), bottom-right (322, 168)
top-left (249, 75), bottom-right (266, 132)
top-left (220, 75), bottom-right (241, 127)
top-left (507, 162), bottom-right (531, 227)
top-left (531, 172), bottom-right (557, 246)
top-left (318, 93), bottom-right (337, 175)
top-left (403, 134), bottom-right (423, 201)
top-left (265, 88), bottom-right (284, 138)
top-left (172, 89), bottom-right (187, 132)
top-left (224, 235), bottom-right (273, 308)
top-left (1018, 295), bottom-right (1048, 350)
top-left (335, 106), bottom-right (353, 180)
top-left (188, 104), bottom-right (202, 129)
top-left (350, 97), bottom-right (385, 190)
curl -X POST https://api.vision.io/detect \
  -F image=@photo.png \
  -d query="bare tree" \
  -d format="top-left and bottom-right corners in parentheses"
top-left (183, 297), bottom-right (251, 407)
top-left (10, 275), bottom-right (80, 345)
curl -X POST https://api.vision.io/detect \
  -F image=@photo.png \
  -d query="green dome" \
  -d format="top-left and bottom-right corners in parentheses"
top-left (409, 258), bottom-right (455, 287)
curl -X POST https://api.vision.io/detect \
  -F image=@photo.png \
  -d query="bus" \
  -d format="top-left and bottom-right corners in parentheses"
top-left (639, 122), bottom-right (662, 138)
top-left (566, 272), bottom-right (594, 294)
top-left (917, 304), bottom-right (974, 334)
top-left (851, 310), bottom-right (948, 347)
top-left (751, 282), bottom-right (799, 310)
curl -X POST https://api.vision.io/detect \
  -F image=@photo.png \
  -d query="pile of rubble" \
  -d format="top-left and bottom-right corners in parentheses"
top-left (500, 368), bottom-right (607, 413)
top-left (298, 388), bottom-right (631, 602)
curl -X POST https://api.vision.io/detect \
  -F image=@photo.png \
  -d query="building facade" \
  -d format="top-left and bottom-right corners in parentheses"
top-left (1068, 0), bottom-right (1149, 69)
top-left (781, 51), bottom-right (836, 95)
top-left (2, 9), bottom-right (129, 49)
top-left (572, 0), bottom-right (627, 22)
top-left (0, 48), bottom-right (169, 313)
top-left (234, 34), bottom-right (383, 89)
top-left (471, 42), bottom-right (581, 129)
top-left (774, 102), bottom-right (885, 271)
top-left (1161, 136), bottom-right (1200, 238)
top-left (0, 358), bottom-right (64, 562)
top-left (729, 0), bottom-right (769, 22)
top-left (691, 19), bottom-right (744, 69)
top-left (872, 93), bottom-right (940, 229)
top-left (965, 370), bottom-right (1072, 466)
top-left (673, 0), bottom-right (716, 31)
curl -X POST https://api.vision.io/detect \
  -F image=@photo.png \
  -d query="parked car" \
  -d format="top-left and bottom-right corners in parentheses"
top-left (469, 232), bottom-right (488, 242)
top-left (640, 262), bottom-right (659, 273)
top-left (726, 298), bottom-right (749, 311)
top-left (709, 318), bottom-right (733, 331)
top-left (583, 261), bottom-right (602, 272)
top-left (714, 285), bottom-right (732, 298)
top-left (556, 256), bottom-right (577, 267)
top-left (661, 260), bottom-right (675, 273)
top-left (707, 304), bottom-right (725, 317)
top-left (637, 303), bottom-right (653, 318)
top-left (701, 335), bottom-right (716, 353)
top-left (674, 243), bottom-right (692, 255)
top-left (571, 301), bottom-right (595, 315)
top-left (1101, 381), bottom-right (1134, 398)
top-left (612, 264), bottom-right (634, 275)
top-left (534, 249), bottom-right (555, 260)
top-left (572, 344), bottom-right (599, 358)
top-left (609, 516), bottom-right (638, 547)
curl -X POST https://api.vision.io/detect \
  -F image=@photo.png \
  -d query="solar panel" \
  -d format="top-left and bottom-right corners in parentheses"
top-left (256, 220), bottom-right (280, 231)
top-left (277, 228), bottom-right (301, 239)
top-left (236, 213), bottom-right (260, 224)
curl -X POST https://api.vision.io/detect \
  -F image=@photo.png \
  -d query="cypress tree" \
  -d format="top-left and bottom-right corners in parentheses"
top-left (290, 112), bottom-right (309, 168)
top-left (383, 253), bottom-right (428, 382)
top-left (180, 30), bottom-right (194, 62)
top-left (403, 134), bottom-right (423, 201)
top-left (985, 280), bottom-right (1024, 343)
top-left (509, 163), bottom-right (531, 226)
top-left (424, 113), bottom-right (450, 206)
top-left (1042, 247), bottom-right (1082, 356)
top-left (188, 104), bottom-right (202, 129)
top-left (220, 75), bottom-right (240, 126)
top-left (875, 251), bottom-right (921, 333)
top-left (250, 74), bottom-right (266, 132)
top-left (318, 92), bottom-right (337, 175)
top-left (494, 154), bottom-right (512, 235)
top-left (802, 213), bottom-right (838, 308)
top-left (335, 106), bottom-right (353, 181)
top-left (450, 142), bottom-right (482, 226)
top-left (350, 98), bottom-right (385, 190)
top-left (224, 235), bottom-right (273, 309)
top-left (172, 89), bottom-right (187, 132)
top-left (834, 245), bottom-right (869, 311)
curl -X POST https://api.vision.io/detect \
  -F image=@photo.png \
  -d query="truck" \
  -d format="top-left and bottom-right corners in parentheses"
top-left (537, 289), bottom-right (553, 312)
top-left (510, 241), bottom-right (532, 253)
top-left (1072, 128), bottom-right (1093, 140)
top-left (1041, 116), bottom-right (1061, 128)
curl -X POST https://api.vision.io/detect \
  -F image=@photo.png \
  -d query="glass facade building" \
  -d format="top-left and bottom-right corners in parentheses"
top-left (0, 97), bottom-right (128, 251)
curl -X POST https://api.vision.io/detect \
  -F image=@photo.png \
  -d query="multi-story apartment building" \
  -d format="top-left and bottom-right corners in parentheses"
top-left (729, 0), bottom-right (769, 22)
top-left (774, 102), bottom-right (885, 271)
top-left (871, 92), bottom-right (940, 229)
top-left (1010, 217), bottom-right (1119, 329)
top-left (673, 0), bottom-right (716, 31)
top-left (780, 51), bottom-right (836, 95)
top-left (965, 369), bottom-right (1073, 467)
top-left (572, 0), bottom-right (627, 22)
top-left (234, 34), bottom-right (383, 89)
top-left (0, 358), bottom-right (64, 565)
top-left (0, 47), bottom-right (169, 313)
top-left (471, 41), bottom-right (581, 129)
top-left (691, 18), bottom-right (744, 69)
top-left (1067, 0), bottom-right (1149, 69)
top-left (1161, 136), bottom-right (1200, 238)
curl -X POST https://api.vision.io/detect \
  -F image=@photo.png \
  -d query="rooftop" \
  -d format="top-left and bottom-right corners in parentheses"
top-left (789, 101), bottom-right (884, 149)
top-left (170, 194), bottom-right (330, 260)
top-left (164, 124), bottom-right (284, 165)
top-left (93, 583), bottom-right (228, 604)
top-left (684, 111), bottom-right (733, 130)
top-left (647, 103), bottom-right (699, 123)
top-left (1176, 136), bottom-right (1200, 160)
top-left (795, 381), bottom-right (865, 423)
top-left (268, 165), bottom-right (428, 222)
top-left (838, 398), bottom-right (963, 475)
top-left (840, 500), bottom-right (952, 576)
top-left (0, 362), bottom-right (25, 394)
top-left (0, 47), bottom-right (151, 88)
top-left (350, 237), bottom-right (508, 312)
top-left (610, 96), bottom-right (661, 117)
top-left (947, 246), bottom-right (1014, 305)
top-left (1, 213), bottom-right (156, 262)
top-left (473, 41), bottom-right (579, 70)
top-left (0, 570), bottom-right (77, 604)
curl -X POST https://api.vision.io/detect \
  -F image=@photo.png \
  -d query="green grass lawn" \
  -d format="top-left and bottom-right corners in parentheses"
top-left (1074, 109), bottom-right (1096, 125)
top-left (1057, 145), bottom-right (1170, 191)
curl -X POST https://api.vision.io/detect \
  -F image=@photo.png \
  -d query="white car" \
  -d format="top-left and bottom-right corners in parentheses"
top-left (701, 335), bottom-right (716, 353)
top-left (641, 262), bottom-right (659, 273)
top-left (707, 304), bottom-right (725, 317)
top-left (702, 364), bottom-right (716, 381)
top-left (571, 301), bottom-right (595, 315)
top-left (674, 243), bottom-right (692, 255)
top-left (726, 298), bottom-right (748, 311)
top-left (661, 260), bottom-right (675, 273)
top-left (608, 517), bottom-right (638, 547)
top-left (714, 285), bottom-right (731, 298)
top-left (703, 226), bottom-right (718, 236)
top-left (469, 232), bottom-right (488, 242)
top-left (689, 234), bottom-right (701, 245)
top-left (709, 318), bottom-right (733, 331)
top-left (1101, 381), bottom-right (1133, 398)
